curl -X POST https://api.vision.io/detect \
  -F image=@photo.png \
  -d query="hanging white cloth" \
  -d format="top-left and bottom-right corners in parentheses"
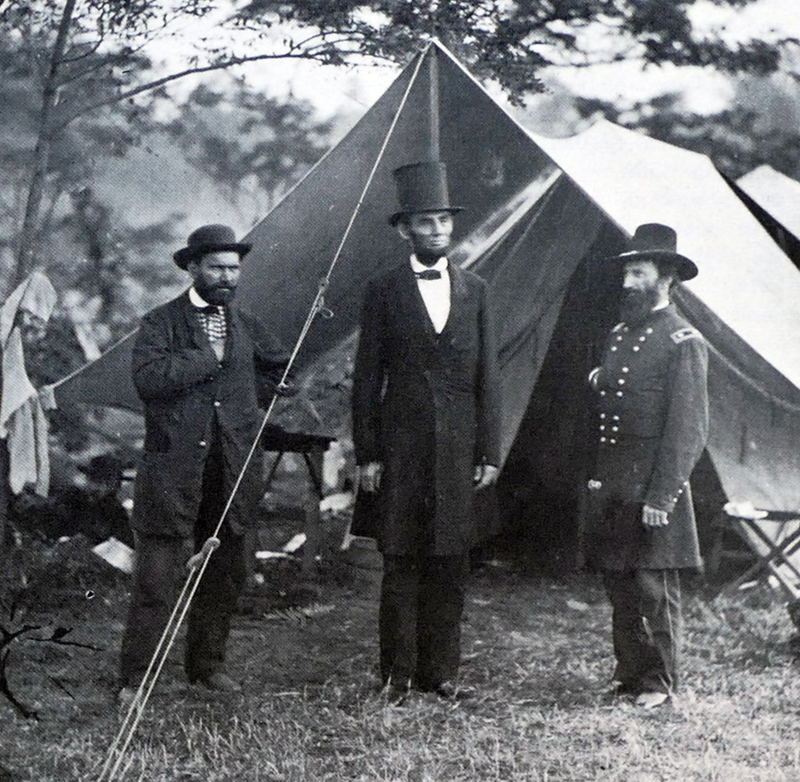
top-left (0, 271), bottom-right (57, 496)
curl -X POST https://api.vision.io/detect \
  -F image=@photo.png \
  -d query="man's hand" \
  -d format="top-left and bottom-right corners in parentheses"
top-left (642, 504), bottom-right (669, 528)
top-left (210, 338), bottom-right (226, 362)
top-left (359, 462), bottom-right (384, 493)
top-left (275, 382), bottom-right (299, 397)
top-left (474, 464), bottom-right (499, 490)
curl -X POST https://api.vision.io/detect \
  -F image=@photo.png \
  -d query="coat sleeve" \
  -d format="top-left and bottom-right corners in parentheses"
top-left (644, 334), bottom-right (709, 513)
top-left (351, 279), bottom-right (386, 465)
top-left (474, 280), bottom-right (501, 466)
top-left (246, 314), bottom-right (292, 408)
top-left (132, 309), bottom-right (220, 401)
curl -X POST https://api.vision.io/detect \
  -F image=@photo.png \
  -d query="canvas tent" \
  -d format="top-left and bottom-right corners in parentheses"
top-left (734, 165), bottom-right (800, 271)
top-left (48, 42), bottom-right (800, 573)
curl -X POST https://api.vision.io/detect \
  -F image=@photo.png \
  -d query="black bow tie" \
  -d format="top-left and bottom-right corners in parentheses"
top-left (415, 269), bottom-right (442, 280)
top-left (197, 305), bottom-right (222, 315)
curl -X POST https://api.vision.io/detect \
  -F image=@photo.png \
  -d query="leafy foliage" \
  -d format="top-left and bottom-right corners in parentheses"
top-left (235, 0), bottom-right (793, 104)
top-left (163, 81), bottom-right (334, 221)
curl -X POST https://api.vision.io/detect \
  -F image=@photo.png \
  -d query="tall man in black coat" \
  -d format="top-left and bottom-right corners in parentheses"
top-left (587, 223), bottom-right (709, 710)
top-left (352, 162), bottom-right (501, 705)
top-left (119, 224), bottom-right (289, 702)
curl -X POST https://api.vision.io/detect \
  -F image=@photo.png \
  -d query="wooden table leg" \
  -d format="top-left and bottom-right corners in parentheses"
top-left (302, 447), bottom-right (325, 576)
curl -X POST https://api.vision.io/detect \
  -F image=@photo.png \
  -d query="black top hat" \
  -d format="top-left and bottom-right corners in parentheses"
top-left (173, 224), bottom-right (252, 270)
top-left (614, 223), bottom-right (698, 281)
top-left (388, 161), bottom-right (464, 227)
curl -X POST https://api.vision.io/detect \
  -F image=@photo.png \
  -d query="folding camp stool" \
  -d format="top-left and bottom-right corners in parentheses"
top-left (714, 502), bottom-right (800, 628)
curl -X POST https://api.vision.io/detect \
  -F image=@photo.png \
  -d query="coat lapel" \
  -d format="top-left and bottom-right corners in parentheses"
top-left (439, 262), bottom-right (469, 343)
top-left (177, 290), bottom-right (215, 350)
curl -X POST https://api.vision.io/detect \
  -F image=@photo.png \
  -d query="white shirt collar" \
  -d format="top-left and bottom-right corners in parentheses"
top-left (410, 255), bottom-right (448, 274)
top-left (189, 287), bottom-right (214, 308)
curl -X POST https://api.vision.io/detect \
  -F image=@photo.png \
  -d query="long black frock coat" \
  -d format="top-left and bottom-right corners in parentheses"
top-left (587, 304), bottom-right (709, 570)
top-left (131, 291), bottom-right (288, 538)
top-left (351, 262), bottom-right (501, 556)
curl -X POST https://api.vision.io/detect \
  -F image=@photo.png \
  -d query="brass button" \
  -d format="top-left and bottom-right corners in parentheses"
top-left (632, 346), bottom-right (640, 352)
top-left (213, 401), bottom-right (221, 408)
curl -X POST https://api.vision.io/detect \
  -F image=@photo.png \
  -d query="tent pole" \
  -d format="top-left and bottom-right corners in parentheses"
top-left (428, 45), bottom-right (440, 160)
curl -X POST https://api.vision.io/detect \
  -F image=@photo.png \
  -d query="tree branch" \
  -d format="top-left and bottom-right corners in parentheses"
top-left (59, 40), bottom-right (368, 125)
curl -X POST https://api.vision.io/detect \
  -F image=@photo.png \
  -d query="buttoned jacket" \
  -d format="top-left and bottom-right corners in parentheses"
top-left (131, 291), bottom-right (288, 537)
top-left (588, 304), bottom-right (709, 569)
top-left (351, 262), bottom-right (501, 556)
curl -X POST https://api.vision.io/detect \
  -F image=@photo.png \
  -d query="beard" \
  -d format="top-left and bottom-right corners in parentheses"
top-left (414, 246), bottom-right (449, 265)
top-left (619, 287), bottom-right (659, 325)
top-left (195, 279), bottom-right (237, 306)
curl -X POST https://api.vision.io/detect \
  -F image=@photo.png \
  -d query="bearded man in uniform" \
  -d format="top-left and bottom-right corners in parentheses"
top-left (587, 223), bottom-right (709, 709)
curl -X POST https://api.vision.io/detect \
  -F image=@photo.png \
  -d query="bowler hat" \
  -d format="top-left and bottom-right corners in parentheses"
top-left (388, 161), bottom-right (464, 227)
top-left (615, 223), bottom-right (698, 281)
top-left (173, 224), bottom-right (252, 269)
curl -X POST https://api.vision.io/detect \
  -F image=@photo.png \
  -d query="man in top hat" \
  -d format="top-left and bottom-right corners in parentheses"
top-left (118, 224), bottom-right (290, 702)
top-left (352, 161), bottom-right (501, 705)
top-left (586, 222), bottom-right (708, 709)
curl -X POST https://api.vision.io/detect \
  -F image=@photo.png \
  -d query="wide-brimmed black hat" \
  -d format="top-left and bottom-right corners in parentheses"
top-left (173, 224), bottom-right (252, 269)
top-left (614, 223), bottom-right (698, 281)
top-left (388, 161), bottom-right (464, 227)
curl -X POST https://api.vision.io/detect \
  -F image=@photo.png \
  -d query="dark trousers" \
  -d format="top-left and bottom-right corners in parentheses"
top-left (602, 568), bottom-right (683, 694)
top-left (120, 442), bottom-right (246, 686)
top-left (0, 440), bottom-right (9, 552)
top-left (379, 552), bottom-right (468, 689)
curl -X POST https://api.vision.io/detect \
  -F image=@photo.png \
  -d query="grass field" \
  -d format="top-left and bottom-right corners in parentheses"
top-left (1, 543), bottom-right (799, 782)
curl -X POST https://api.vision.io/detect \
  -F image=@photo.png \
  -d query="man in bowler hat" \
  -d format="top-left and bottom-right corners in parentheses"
top-left (352, 162), bottom-right (501, 705)
top-left (118, 224), bottom-right (289, 703)
top-left (587, 223), bottom-right (708, 709)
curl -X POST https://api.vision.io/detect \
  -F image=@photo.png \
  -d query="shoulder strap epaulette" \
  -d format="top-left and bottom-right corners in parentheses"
top-left (670, 326), bottom-right (702, 344)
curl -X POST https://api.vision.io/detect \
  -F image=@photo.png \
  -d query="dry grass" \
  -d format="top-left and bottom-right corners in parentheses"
top-left (1, 555), bottom-right (799, 782)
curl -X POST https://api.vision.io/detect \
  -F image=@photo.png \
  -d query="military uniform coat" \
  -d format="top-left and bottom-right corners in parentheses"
top-left (587, 304), bottom-right (708, 570)
top-left (351, 262), bottom-right (501, 556)
top-left (131, 291), bottom-right (288, 538)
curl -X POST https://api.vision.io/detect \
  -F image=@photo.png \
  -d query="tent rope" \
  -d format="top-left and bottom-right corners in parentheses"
top-left (97, 43), bottom-right (431, 782)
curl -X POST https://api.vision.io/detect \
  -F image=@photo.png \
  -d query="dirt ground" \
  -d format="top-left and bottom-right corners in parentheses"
top-left (1, 537), bottom-right (799, 781)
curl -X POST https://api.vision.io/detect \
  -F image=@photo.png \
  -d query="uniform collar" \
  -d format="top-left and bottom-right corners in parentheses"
top-left (624, 301), bottom-right (675, 329)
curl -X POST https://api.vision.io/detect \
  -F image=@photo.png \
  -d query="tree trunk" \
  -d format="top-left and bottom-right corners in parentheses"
top-left (13, 0), bottom-right (77, 286)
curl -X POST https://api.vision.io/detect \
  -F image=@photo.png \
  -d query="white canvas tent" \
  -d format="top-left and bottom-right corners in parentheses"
top-left (738, 165), bottom-right (800, 241)
top-left (734, 164), bottom-right (800, 271)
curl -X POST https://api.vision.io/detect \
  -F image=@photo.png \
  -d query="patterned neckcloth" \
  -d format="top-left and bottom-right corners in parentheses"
top-left (196, 305), bottom-right (227, 341)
